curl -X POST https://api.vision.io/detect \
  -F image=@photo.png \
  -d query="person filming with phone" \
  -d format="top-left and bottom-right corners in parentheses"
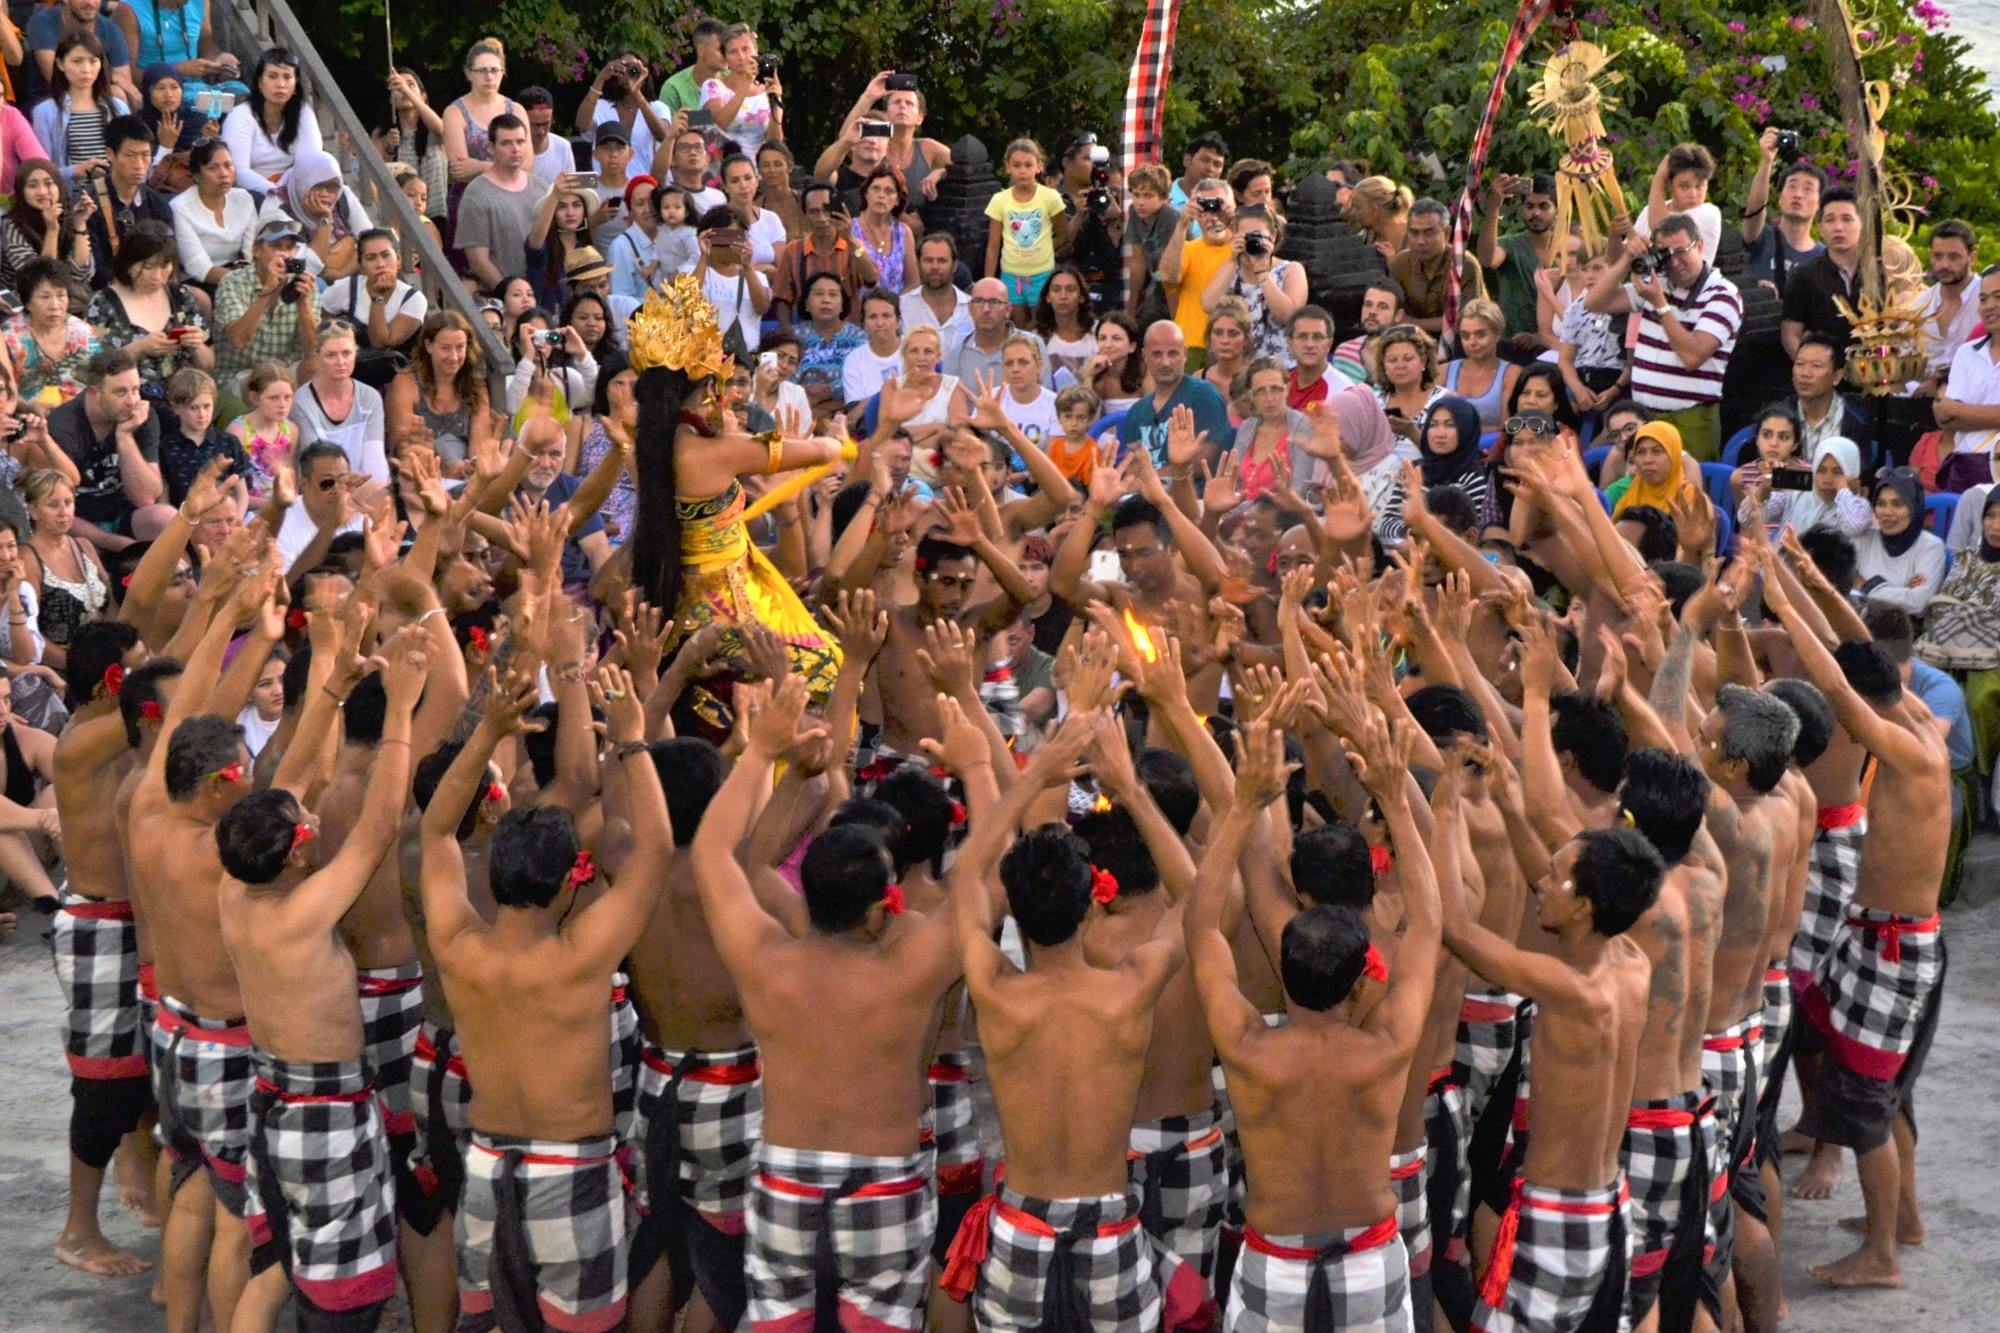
top-left (692, 204), bottom-right (770, 352)
top-left (769, 181), bottom-right (878, 324)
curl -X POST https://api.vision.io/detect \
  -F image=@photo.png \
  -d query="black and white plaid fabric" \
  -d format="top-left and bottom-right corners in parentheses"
top-left (156, 994), bottom-right (255, 1217)
top-left (1471, 1177), bottom-right (1630, 1333)
top-left (242, 1055), bottom-right (399, 1316)
top-left (406, 1021), bottom-right (473, 1230)
top-left (1229, 1215), bottom-right (1412, 1333)
top-left (747, 1143), bottom-right (935, 1332)
top-left (1787, 818), bottom-right (1865, 993)
top-left (456, 1130), bottom-right (626, 1332)
top-left (50, 896), bottom-right (146, 1079)
top-left (1759, 967), bottom-right (1791, 1088)
top-left (1799, 906), bottom-right (1945, 1079)
top-left (1621, 1089), bottom-right (1703, 1325)
top-left (1454, 988), bottom-right (1524, 1127)
top-left (1424, 1075), bottom-right (1470, 1262)
top-left (928, 1053), bottom-right (983, 1188)
top-left (975, 1187), bottom-right (1162, 1333)
top-left (632, 1040), bottom-right (762, 1224)
top-left (1390, 1145), bottom-right (1429, 1277)
top-left (1701, 1018), bottom-right (1761, 1299)
top-left (1128, 1109), bottom-right (1227, 1282)
top-left (610, 974), bottom-right (642, 1151)
top-left (356, 963), bottom-right (423, 1140)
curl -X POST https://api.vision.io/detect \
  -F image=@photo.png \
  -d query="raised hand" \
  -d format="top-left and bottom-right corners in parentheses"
top-left (1026, 707), bottom-right (1101, 788)
top-left (484, 664), bottom-right (545, 735)
top-left (918, 691), bottom-right (990, 777)
top-left (612, 595), bottom-right (667, 685)
top-left (589, 663), bottom-right (647, 744)
top-left (1165, 403), bottom-right (1207, 469)
top-left (966, 370), bottom-right (1009, 431)
top-left (935, 486), bottom-right (985, 545)
top-left (378, 625), bottom-right (432, 709)
top-left (822, 587), bottom-right (890, 661)
top-left (1087, 707), bottom-right (1141, 800)
top-left (915, 618), bottom-right (977, 696)
top-left (1668, 489), bottom-right (1716, 557)
top-left (1516, 612), bottom-right (1561, 698)
top-left (746, 674), bottom-right (820, 758)
top-left (1087, 452), bottom-right (1131, 510)
top-left (738, 624), bottom-right (793, 683)
top-left (1234, 719), bottom-right (1296, 810)
top-left (1344, 713), bottom-right (1417, 801)
top-left (180, 453), bottom-right (234, 521)
top-left (1595, 624), bottom-right (1629, 701)
top-left (1064, 625), bottom-right (1125, 712)
top-left (1199, 449), bottom-right (1243, 515)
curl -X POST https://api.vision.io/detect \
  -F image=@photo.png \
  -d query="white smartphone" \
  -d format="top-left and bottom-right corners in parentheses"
top-left (1088, 549), bottom-right (1122, 583)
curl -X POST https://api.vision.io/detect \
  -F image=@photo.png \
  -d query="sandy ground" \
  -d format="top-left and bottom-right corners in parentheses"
top-left (3, 862), bottom-right (1998, 1331)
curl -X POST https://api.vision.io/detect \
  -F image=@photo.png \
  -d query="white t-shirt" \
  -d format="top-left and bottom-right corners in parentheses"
top-left (219, 100), bottom-right (323, 184)
top-left (589, 100), bottom-right (671, 179)
top-left (1920, 283), bottom-right (1983, 377)
top-left (1944, 336), bottom-right (2000, 456)
top-left (318, 276), bottom-right (429, 338)
top-left (531, 134), bottom-right (578, 186)
top-left (743, 207), bottom-right (788, 268)
top-left (1001, 385), bottom-right (1061, 452)
top-left (274, 501), bottom-right (363, 569)
top-left (701, 266), bottom-right (763, 346)
top-left (699, 79), bottom-right (774, 156)
top-left (237, 704), bottom-right (282, 758)
top-left (842, 343), bottom-right (903, 405)
top-left (1635, 200), bottom-right (1724, 264)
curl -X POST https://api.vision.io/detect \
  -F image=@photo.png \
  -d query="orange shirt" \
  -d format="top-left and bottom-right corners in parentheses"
top-left (1047, 432), bottom-right (1095, 484)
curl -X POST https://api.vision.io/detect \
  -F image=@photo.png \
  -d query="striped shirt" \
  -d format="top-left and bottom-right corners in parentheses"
top-left (1623, 269), bottom-right (1741, 411)
top-left (65, 108), bottom-right (107, 167)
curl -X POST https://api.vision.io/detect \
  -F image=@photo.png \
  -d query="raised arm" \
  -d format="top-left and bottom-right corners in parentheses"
top-left (1515, 614), bottom-right (1584, 846)
top-left (567, 665), bottom-right (676, 968)
top-left (1355, 716), bottom-right (1441, 1046)
top-left (1182, 724), bottom-right (1283, 1058)
top-left (421, 667), bottom-right (538, 954)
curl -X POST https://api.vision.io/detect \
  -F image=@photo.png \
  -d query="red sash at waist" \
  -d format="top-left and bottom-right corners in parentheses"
top-left (1817, 801), bottom-right (1864, 830)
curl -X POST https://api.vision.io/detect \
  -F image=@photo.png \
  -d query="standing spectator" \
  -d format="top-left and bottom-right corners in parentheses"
top-left (1740, 132), bottom-right (1825, 292)
top-left (718, 151), bottom-right (787, 273)
top-left (1034, 264), bottom-right (1096, 385)
top-left (769, 182), bottom-right (876, 324)
top-left (840, 287), bottom-right (904, 407)
top-left (84, 226), bottom-right (210, 393)
top-left (1934, 266), bottom-right (2000, 490)
top-left (1583, 211), bottom-right (1742, 461)
top-left (1050, 130), bottom-right (1125, 311)
top-left (1118, 318), bottom-right (1229, 465)
top-left (33, 33), bottom-right (129, 180)
top-left (757, 143), bottom-right (804, 240)
top-left (1286, 305), bottom-right (1338, 410)
top-left (702, 24), bottom-right (783, 158)
top-left (1918, 221), bottom-right (1980, 393)
top-left (1636, 142), bottom-right (1722, 261)
top-left (1168, 131), bottom-right (1227, 209)
top-left (1781, 184), bottom-right (1863, 358)
top-left (81, 115), bottom-right (171, 283)
top-left (657, 18), bottom-right (727, 117)
top-left (1343, 175), bottom-right (1413, 262)
top-left (1158, 176), bottom-right (1234, 364)
top-left (1854, 468), bottom-right (1947, 614)
top-left (810, 108), bottom-right (891, 208)
top-left (115, 0), bottom-right (242, 104)
top-left (26, 0), bottom-right (137, 111)
top-left (218, 47), bottom-right (317, 185)
top-left (1476, 172), bottom-right (1560, 356)
top-left (849, 165), bottom-right (916, 294)
top-left (384, 311), bottom-right (491, 469)
top-left (212, 219), bottom-right (317, 392)
top-left (454, 114), bottom-right (538, 295)
top-left (19, 469), bottom-right (110, 663)
top-left (258, 147), bottom-right (370, 282)
top-left (5, 258), bottom-right (101, 405)
top-left (1786, 333), bottom-right (1871, 462)
top-left (1228, 159), bottom-right (1279, 215)
top-left (946, 279), bottom-right (1048, 388)
top-left (1553, 243), bottom-right (1627, 414)
top-left (515, 85), bottom-right (576, 187)
top-left (42, 347), bottom-right (171, 541)
top-left (1121, 161), bottom-right (1178, 326)
top-left (1440, 299), bottom-right (1519, 433)
top-left (377, 70), bottom-right (450, 217)
top-left (1388, 198), bottom-right (1487, 338)
top-left (0, 159), bottom-right (95, 294)
top-left (319, 228), bottom-right (427, 359)
top-left (692, 204), bottom-right (770, 353)
top-left (902, 230), bottom-right (974, 344)
top-left (168, 139), bottom-right (255, 288)
top-left (657, 125), bottom-right (724, 215)
top-left (289, 320), bottom-right (388, 484)
top-left (521, 173), bottom-right (598, 310)
top-left (604, 178), bottom-right (666, 305)
top-left (441, 39), bottom-right (526, 248)
top-left (1330, 279), bottom-right (1403, 385)
top-left (984, 137), bottom-right (1067, 323)
top-left (576, 51), bottom-right (673, 184)
top-left (1201, 204), bottom-right (1304, 365)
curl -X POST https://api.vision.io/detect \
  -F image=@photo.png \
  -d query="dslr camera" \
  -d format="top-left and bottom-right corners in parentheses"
top-left (1628, 246), bottom-right (1671, 278)
top-left (1243, 232), bottom-right (1271, 257)
top-left (756, 55), bottom-right (776, 82)
top-left (278, 256), bottom-right (308, 303)
top-left (1773, 128), bottom-right (1802, 158)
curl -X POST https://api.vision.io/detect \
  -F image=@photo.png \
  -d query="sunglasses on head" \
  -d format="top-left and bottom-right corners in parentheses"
top-left (1505, 413), bottom-right (1555, 437)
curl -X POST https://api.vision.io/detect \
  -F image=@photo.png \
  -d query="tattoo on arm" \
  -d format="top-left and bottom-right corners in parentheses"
top-left (1719, 828), bottom-right (1773, 948)
top-left (1649, 623), bottom-right (1697, 729)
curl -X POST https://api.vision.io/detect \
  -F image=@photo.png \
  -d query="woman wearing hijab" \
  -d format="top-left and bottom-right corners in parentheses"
top-left (1854, 467), bottom-right (1948, 615)
top-left (1377, 394), bottom-right (1485, 544)
top-left (139, 65), bottom-right (205, 155)
top-left (1608, 419), bottom-right (1700, 516)
top-left (1297, 380), bottom-right (1404, 514)
top-left (255, 146), bottom-right (370, 281)
top-left (1751, 435), bottom-right (1873, 539)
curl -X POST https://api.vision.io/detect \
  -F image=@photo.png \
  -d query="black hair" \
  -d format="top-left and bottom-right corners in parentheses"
top-left (190, 138), bottom-right (231, 173)
top-left (63, 620), bottom-right (142, 709)
top-left (914, 533), bottom-right (976, 575)
top-left (1833, 639), bottom-right (1903, 708)
top-left (1796, 527), bottom-right (1859, 590)
top-left (629, 365), bottom-right (703, 616)
top-left (1506, 363), bottom-right (1579, 434)
top-left (1426, 483), bottom-right (1480, 537)
top-left (1073, 807), bottom-right (1160, 898)
top-left (1619, 747), bottom-right (1709, 864)
top-left (874, 767), bottom-right (954, 874)
top-left (1616, 504), bottom-right (1679, 563)
top-left (280, 641), bottom-right (313, 715)
top-left (216, 789), bottom-right (307, 884)
top-left (412, 739), bottom-right (485, 843)
top-left (247, 49), bottom-right (306, 152)
top-left (1184, 131), bottom-right (1228, 161)
top-left (522, 703), bottom-right (561, 789)
top-left (1713, 683), bottom-right (1801, 792)
top-left (799, 824), bottom-right (895, 933)
top-left (1110, 495), bottom-right (1169, 540)
top-left (1404, 683), bottom-right (1489, 744)
top-left (1280, 902), bottom-right (1373, 1010)
top-left (827, 796), bottom-right (909, 870)
top-left (999, 823), bottom-right (1095, 947)
top-left (1764, 678), bottom-right (1835, 767)
top-left (340, 672), bottom-right (388, 746)
top-left (489, 805), bottom-right (583, 909)
top-left (1290, 823), bottom-right (1376, 909)
top-left (1570, 825), bottom-right (1666, 937)
top-left (830, 480), bottom-right (876, 544)
top-left (649, 738), bottom-right (726, 847)
top-left (1551, 691), bottom-right (1628, 793)
top-left (105, 113), bottom-right (156, 155)
top-left (590, 349), bottom-right (632, 417)
top-left (1795, 331), bottom-right (1849, 371)
top-left (1649, 560), bottom-right (1704, 617)
top-left (1860, 604), bottom-right (1915, 661)
top-left (1820, 183), bottom-right (1859, 213)
top-left (1136, 748), bottom-right (1199, 836)
top-left (117, 657), bottom-right (184, 749)
top-left (163, 714), bottom-right (246, 801)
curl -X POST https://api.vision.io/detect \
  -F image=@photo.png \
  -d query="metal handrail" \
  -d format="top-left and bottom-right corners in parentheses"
top-left (208, 0), bottom-right (517, 405)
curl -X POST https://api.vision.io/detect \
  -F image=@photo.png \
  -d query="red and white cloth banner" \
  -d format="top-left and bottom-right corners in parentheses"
top-left (1121, 0), bottom-right (1182, 179)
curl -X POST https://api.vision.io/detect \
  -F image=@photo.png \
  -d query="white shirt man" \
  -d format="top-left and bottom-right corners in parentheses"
top-left (1918, 222), bottom-right (1980, 385)
top-left (1938, 269), bottom-right (2000, 457)
top-left (901, 233), bottom-right (973, 349)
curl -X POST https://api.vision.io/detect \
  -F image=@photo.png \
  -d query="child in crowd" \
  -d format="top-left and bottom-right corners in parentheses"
top-left (227, 361), bottom-right (298, 501)
top-left (158, 367), bottom-right (252, 510)
top-left (1046, 384), bottom-right (1101, 484)
top-left (1638, 141), bottom-right (1723, 262)
top-left (1554, 245), bottom-right (1628, 417)
top-left (983, 137), bottom-right (1068, 325)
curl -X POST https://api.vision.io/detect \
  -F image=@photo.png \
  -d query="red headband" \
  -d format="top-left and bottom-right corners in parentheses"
top-left (1090, 865), bottom-right (1119, 905)
top-left (882, 883), bottom-right (906, 915)
top-left (568, 850), bottom-right (596, 889)
top-left (1362, 943), bottom-right (1389, 984)
top-left (102, 663), bottom-right (125, 697)
top-left (291, 823), bottom-right (315, 851)
top-left (1369, 844), bottom-right (1393, 877)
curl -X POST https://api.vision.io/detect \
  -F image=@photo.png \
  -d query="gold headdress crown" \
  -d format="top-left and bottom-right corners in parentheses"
top-left (628, 273), bottom-right (728, 381)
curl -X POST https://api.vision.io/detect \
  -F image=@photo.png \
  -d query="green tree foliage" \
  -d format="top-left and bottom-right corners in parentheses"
top-left (311, 0), bottom-right (1999, 231)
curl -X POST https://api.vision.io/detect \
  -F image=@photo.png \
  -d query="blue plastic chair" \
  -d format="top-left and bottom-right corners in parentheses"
top-left (1700, 462), bottom-right (1736, 519)
top-left (1926, 491), bottom-right (1959, 538)
top-left (1711, 500), bottom-right (1735, 557)
top-left (1583, 444), bottom-right (1611, 482)
top-left (1597, 488), bottom-right (1613, 515)
top-left (1721, 425), bottom-right (1757, 468)
top-left (1088, 410), bottom-right (1127, 442)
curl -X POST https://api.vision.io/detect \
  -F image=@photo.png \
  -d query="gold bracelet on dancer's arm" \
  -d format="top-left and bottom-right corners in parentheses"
top-left (757, 429), bottom-right (785, 475)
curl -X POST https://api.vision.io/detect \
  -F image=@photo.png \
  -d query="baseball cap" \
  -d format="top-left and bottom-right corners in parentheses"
top-left (592, 122), bottom-right (630, 148)
top-left (256, 219), bottom-right (306, 246)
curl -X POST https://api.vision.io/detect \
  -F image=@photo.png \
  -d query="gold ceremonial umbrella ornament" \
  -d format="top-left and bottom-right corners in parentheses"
top-left (1527, 40), bottom-right (1628, 258)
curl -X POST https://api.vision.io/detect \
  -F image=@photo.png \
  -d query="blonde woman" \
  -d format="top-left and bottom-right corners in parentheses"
top-left (1344, 175), bottom-right (1414, 262)
top-left (1198, 295), bottom-right (1253, 417)
top-left (1441, 299), bottom-right (1519, 433)
top-left (19, 469), bottom-right (109, 666)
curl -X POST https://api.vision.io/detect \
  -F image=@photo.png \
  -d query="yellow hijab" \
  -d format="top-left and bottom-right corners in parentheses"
top-left (1614, 420), bottom-right (1697, 516)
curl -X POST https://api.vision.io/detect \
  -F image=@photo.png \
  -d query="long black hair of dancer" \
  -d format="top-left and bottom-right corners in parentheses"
top-left (630, 365), bottom-right (701, 616)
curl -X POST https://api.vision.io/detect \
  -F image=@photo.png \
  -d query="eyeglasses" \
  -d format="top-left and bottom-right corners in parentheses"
top-left (469, 65), bottom-right (503, 76)
top-left (1658, 238), bottom-right (1699, 259)
top-left (317, 318), bottom-right (356, 337)
top-left (1505, 413), bottom-right (1556, 436)
top-left (969, 297), bottom-right (1007, 308)
top-left (1607, 424), bottom-right (1639, 442)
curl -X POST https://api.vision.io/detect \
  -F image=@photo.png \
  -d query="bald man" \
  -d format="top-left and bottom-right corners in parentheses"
top-left (945, 278), bottom-right (1050, 388)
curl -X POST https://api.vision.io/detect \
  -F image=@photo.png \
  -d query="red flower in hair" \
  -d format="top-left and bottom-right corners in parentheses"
top-left (857, 757), bottom-right (900, 784)
top-left (467, 626), bottom-right (491, 653)
top-left (139, 700), bottom-right (162, 720)
top-left (121, 573), bottom-right (135, 587)
top-left (485, 781), bottom-right (506, 804)
top-left (1090, 865), bottom-right (1119, 905)
top-left (929, 451), bottom-right (945, 469)
top-left (1266, 551), bottom-right (1279, 575)
top-left (208, 761), bottom-right (244, 785)
top-left (983, 665), bottom-right (1012, 683)
top-left (949, 800), bottom-right (967, 827)
top-left (286, 608), bottom-right (308, 631)
top-left (102, 663), bottom-right (125, 697)
top-left (1362, 943), bottom-right (1389, 984)
top-left (913, 555), bottom-right (930, 571)
top-left (1369, 844), bottom-right (1393, 877)
top-left (882, 883), bottom-right (906, 915)
top-left (291, 823), bottom-right (315, 851)
top-left (568, 851), bottom-right (596, 889)
top-left (929, 764), bottom-right (952, 780)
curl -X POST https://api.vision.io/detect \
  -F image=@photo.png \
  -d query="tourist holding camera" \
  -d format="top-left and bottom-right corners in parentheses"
top-left (1053, 130), bottom-right (1125, 311)
top-left (214, 218), bottom-right (317, 393)
top-left (1199, 204), bottom-right (1303, 365)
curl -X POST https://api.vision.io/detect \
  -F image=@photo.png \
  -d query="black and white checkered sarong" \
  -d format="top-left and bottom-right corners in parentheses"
top-left (456, 1130), bottom-right (626, 1331)
top-left (748, 1143), bottom-right (935, 1331)
top-left (1229, 1215), bottom-right (1412, 1332)
top-left (975, 1188), bottom-right (1162, 1333)
top-left (50, 895), bottom-right (146, 1079)
top-left (1471, 1176), bottom-right (1629, 1333)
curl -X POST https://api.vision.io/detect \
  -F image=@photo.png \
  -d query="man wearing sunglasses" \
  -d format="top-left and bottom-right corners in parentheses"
top-left (273, 440), bottom-right (364, 573)
top-left (1584, 211), bottom-right (1742, 462)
